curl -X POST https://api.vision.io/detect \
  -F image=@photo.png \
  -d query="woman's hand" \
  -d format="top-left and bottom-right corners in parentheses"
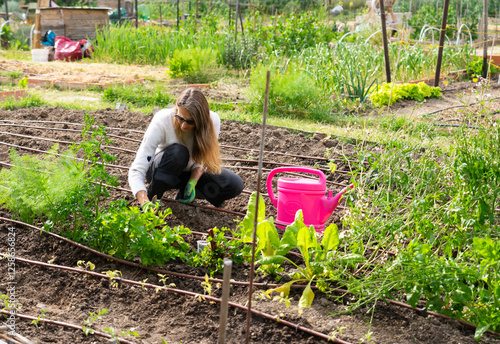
top-left (136, 190), bottom-right (150, 207)
top-left (179, 179), bottom-right (197, 203)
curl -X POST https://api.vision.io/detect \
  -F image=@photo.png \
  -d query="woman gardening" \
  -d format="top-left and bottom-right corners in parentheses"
top-left (129, 87), bottom-right (244, 211)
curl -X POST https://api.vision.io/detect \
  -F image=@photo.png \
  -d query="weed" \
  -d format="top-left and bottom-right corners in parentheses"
top-left (0, 94), bottom-right (47, 110)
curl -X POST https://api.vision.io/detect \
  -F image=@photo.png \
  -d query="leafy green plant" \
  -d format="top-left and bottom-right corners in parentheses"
top-left (467, 55), bottom-right (500, 79)
top-left (97, 202), bottom-right (192, 267)
top-left (167, 49), bottom-right (194, 79)
top-left (191, 226), bottom-right (251, 274)
top-left (262, 218), bottom-right (342, 310)
top-left (0, 144), bottom-right (85, 225)
top-left (238, 192), bottom-right (298, 276)
top-left (369, 82), bottom-right (442, 107)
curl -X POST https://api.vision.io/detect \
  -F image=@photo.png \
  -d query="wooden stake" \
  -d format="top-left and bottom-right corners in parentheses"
top-left (379, 0), bottom-right (391, 83)
top-left (194, 0), bottom-right (198, 32)
top-left (234, 0), bottom-right (239, 41)
top-left (482, 0), bottom-right (489, 78)
top-left (33, 0), bottom-right (42, 49)
top-left (218, 258), bottom-right (233, 344)
top-left (434, 0), bottom-right (451, 87)
top-left (273, 8), bottom-right (278, 35)
top-left (245, 70), bottom-right (270, 344)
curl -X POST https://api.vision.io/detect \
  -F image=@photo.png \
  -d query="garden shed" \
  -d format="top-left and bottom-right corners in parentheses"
top-left (40, 7), bottom-right (110, 41)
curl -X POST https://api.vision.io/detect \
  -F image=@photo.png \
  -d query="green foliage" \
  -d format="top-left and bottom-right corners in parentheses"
top-left (191, 227), bottom-right (252, 274)
top-left (0, 145), bottom-right (85, 225)
top-left (98, 202), bottom-right (192, 267)
top-left (369, 82), bottom-right (442, 107)
top-left (103, 84), bottom-right (175, 108)
top-left (221, 36), bottom-right (259, 70)
top-left (167, 47), bottom-right (220, 83)
top-left (467, 55), bottom-right (500, 79)
top-left (249, 61), bottom-right (325, 118)
top-left (0, 94), bottom-right (47, 110)
top-left (167, 49), bottom-right (194, 79)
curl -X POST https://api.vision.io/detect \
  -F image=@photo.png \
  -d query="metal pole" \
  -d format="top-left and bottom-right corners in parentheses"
top-left (218, 258), bottom-right (233, 344)
top-left (244, 70), bottom-right (270, 344)
top-left (482, 0), bottom-right (489, 78)
top-left (379, 0), bottom-right (391, 83)
top-left (228, 1), bottom-right (231, 27)
top-left (434, 0), bottom-right (451, 87)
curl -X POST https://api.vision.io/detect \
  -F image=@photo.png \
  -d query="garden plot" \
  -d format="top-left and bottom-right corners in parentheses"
top-left (0, 107), bottom-right (499, 344)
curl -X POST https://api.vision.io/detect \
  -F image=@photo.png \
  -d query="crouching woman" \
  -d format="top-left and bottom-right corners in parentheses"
top-left (128, 87), bottom-right (244, 209)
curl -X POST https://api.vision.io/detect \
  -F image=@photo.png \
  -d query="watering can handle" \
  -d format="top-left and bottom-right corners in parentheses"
top-left (266, 166), bottom-right (326, 207)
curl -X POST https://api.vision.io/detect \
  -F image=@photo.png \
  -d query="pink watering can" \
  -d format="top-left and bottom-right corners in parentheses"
top-left (266, 167), bottom-right (354, 233)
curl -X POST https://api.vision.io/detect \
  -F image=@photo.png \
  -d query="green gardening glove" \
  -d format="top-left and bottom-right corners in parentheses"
top-left (179, 178), bottom-right (197, 204)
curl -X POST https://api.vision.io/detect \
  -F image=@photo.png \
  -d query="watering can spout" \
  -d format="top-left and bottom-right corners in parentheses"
top-left (322, 184), bottom-right (354, 214)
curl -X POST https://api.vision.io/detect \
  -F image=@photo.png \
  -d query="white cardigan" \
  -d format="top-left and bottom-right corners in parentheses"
top-left (128, 108), bottom-right (221, 197)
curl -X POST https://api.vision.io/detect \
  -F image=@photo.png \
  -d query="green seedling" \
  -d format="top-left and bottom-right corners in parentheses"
top-left (82, 308), bottom-right (109, 336)
top-left (31, 308), bottom-right (48, 328)
top-left (104, 270), bottom-right (122, 288)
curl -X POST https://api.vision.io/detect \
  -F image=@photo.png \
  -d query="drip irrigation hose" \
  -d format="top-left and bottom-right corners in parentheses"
top-left (0, 309), bottom-right (136, 344)
top-left (0, 130), bottom-right (136, 154)
top-left (0, 254), bottom-right (353, 344)
top-left (0, 119), bottom-right (146, 134)
top-left (432, 123), bottom-right (484, 130)
top-left (0, 141), bottom-right (128, 170)
top-left (0, 141), bottom-right (352, 188)
top-left (0, 216), bottom-right (336, 291)
top-left (0, 123), bottom-right (142, 143)
top-left (0, 122), bottom-right (363, 165)
top-left (3, 236), bottom-right (499, 340)
top-left (425, 96), bottom-right (500, 116)
top-left (0, 129), bottom-right (352, 175)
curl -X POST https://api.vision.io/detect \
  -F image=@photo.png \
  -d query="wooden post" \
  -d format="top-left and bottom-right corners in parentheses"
top-left (135, 0), bottom-right (138, 28)
top-left (379, 0), bottom-right (391, 82)
top-left (239, 4), bottom-right (244, 38)
top-left (33, 0), bottom-right (42, 49)
top-left (118, 0), bottom-right (121, 24)
top-left (4, 0), bottom-right (9, 21)
top-left (234, 0), bottom-right (239, 41)
top-left (159, 4), bottom-right (162, 26)
top-left (273, 8), bottom-right (277, 35)
top-left (176, 0), bottom-right (179, 29)
top-left (434, 0), bottom-right (451, 87)
top-left (194, 0), bottom-right (198, 32)
top-left (253, 8), bottom-right (255, 34)
top-left (482, 0), bottom-right (489, 78)
top-left (207, 0), bottom-right (211, 15)
top-left (228, 1), bottom-right (231, 27)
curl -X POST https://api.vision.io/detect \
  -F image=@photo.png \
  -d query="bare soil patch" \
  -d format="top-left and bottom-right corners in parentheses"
top-left (1, 107), bottom-right (499, 344)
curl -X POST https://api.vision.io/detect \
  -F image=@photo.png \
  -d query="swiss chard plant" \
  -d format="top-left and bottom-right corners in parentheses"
top-left (262, 219), bottom-right (342, 309)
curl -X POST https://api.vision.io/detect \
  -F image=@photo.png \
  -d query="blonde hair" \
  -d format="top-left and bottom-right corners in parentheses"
top-left (174, 88), bottom-right (221, 174)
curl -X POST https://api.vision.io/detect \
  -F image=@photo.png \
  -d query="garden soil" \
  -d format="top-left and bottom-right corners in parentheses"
top-left (1, 105), bottom-right (499, 344)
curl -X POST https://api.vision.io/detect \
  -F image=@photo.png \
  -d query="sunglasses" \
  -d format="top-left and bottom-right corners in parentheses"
top-left (175, 113), bottom-right (196, 126)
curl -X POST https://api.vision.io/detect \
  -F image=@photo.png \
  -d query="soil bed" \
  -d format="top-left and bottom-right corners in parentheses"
top-left (0, 106), bottom-right (498, 344)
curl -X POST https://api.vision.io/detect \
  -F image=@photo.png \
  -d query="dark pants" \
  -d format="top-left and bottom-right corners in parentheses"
top-left (146, 144), bottom-right (244, 207)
